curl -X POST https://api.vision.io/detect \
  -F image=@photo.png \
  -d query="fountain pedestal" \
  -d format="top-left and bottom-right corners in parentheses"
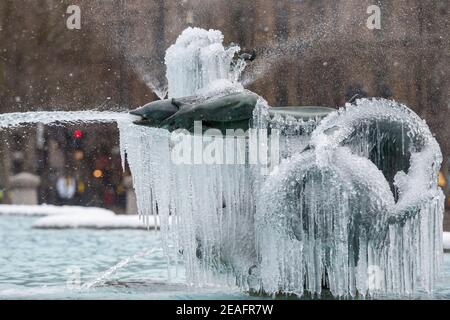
top-left (9, 172), bottom-right (41, 205)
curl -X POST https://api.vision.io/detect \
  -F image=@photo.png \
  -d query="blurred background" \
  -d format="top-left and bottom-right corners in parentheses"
top-left (0, 0), bottom-right (448, 215)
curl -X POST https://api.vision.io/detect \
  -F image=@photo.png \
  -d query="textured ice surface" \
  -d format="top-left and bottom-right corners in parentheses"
top-left (267, 110), bottom-right (325, 160)
top-left (165, 27), bottom-right (245, 99)
top-left (257, 148), bottom-right (394, 296)
top-left (1, 98), bottom-right (440, 296)
top-left (119, 26), bottom-right (444, 297)
top-left (257, 99), bottom-right (444, 296)
top-left (116, 27), bottom-right (264, 287)
top-left (118, 97), bottom-right (443, 297)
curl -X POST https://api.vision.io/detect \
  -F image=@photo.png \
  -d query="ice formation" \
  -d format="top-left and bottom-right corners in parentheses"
top-left (119, 27), bottom-right (261, 287)
top-left (257, 99), bottom-right (444, 296)
top-left (117, 27), bottom-right (445, 297)
top-left (117, 120), bottom-right (259, 287)
top-left (0, 26), bottom-right (442, 298)
top-left (119, 96), bottom-right (443, 297)
top-left (165, 27), bottom-right (245, 99)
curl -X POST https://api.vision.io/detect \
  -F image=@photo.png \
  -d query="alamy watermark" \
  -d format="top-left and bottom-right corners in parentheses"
top-left (66, 5), bottom-right (81, 30)
top-left (170, 121), bottom-right (280, 174)
top-left (65, 4), bottom-right (381, 32)
top-left (367, 5), bottom-right (381, 30)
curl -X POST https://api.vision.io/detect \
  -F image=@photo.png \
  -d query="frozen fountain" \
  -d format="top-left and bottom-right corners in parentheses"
top-left (119, 27), bottom-right (444, 297)
top-left (0, 27), bottom-right (444, 298)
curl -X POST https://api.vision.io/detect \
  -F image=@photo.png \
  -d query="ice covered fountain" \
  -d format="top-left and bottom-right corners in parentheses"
top-left (0, 27), bottom-right (444, 298)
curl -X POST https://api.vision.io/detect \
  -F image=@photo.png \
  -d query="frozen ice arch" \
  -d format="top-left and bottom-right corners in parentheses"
top-left (257, 98), bottom-right (444, 296)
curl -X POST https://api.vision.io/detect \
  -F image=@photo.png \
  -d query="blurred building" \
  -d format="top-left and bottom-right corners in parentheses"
top-left (0, 0), bottom-right (449, 209)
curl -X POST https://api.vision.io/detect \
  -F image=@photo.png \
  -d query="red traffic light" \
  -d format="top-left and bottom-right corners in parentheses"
top-left (73, 130), bottom-right (83, 139)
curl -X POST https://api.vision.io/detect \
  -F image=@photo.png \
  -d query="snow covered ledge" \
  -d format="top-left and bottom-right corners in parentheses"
top-left (444, 232), bottom-right (450, 252)
top-left (0, 204), bottom-right (114, 216)
top-left (32, 213), bottom-right (154, 230)
top-left (0, 204), bottom-right (153, 230)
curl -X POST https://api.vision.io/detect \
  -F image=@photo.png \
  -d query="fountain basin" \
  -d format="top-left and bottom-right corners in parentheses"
top-left (1, 215), bottom-right (450, 299)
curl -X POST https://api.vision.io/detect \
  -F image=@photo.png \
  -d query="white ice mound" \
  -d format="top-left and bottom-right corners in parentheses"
top-left (32, 213), bottom-right (152, 230)
top-left (258, 98), bottom-right (444, 296)
top-left (165, 27), bottom-right (245, 99)
top-left (0, 204), bottom-right (115, 217)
